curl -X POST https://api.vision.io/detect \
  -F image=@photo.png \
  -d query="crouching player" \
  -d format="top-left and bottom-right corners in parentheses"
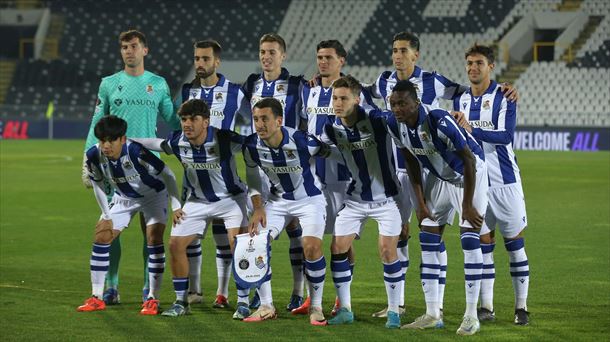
top-left (77, 115), bottom-right (181, 314)
top-left (134, 99), bottom-right (249, 317)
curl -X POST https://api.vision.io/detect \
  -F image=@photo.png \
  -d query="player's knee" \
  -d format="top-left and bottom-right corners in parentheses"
top-left (505, 229), bottom-right (525, 241)
top-left (379, 244), bottom-right (398, 262)
top-left (480, 233), bottom-right (495, 244)
top-left (94, 228), bottom-right (114, 244)
top-left (303, 239), bottom-right (322, 259)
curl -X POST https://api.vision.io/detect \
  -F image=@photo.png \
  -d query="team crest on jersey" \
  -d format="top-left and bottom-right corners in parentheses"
top-left (420, 131), bottom-right (430, 142)
top-left (285, 150), bottom-right (296, 159)
top-left (276, 84), bottom-right (285, 93)
top-left (255, 255), bottom-right (266, 269)
top-left (215, 92), bottom-right (223, 101)
top-left (146, 84), bottom-right (154, 94)
top-left (483, 100), bottom-right (490, 110)
top-left (122, 160), bottom-right (133, 169)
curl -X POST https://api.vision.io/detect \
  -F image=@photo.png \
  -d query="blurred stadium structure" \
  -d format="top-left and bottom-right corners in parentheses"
top-left (0, 0), bottom-right (608, 144)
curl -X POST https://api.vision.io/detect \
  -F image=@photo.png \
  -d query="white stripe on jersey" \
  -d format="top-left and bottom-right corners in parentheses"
top-left (167, 127), bottom-right (246, 202)
top-left (323, 107), bottom-right (399, 202)
top-left (454, 81), bottom-right (521, 187)
top-left (243, 127), bottom-right (323, 201)
top-left (181, 74), bottom-right (244, 130)
top-left (86, 140), bottom-right (166, 199)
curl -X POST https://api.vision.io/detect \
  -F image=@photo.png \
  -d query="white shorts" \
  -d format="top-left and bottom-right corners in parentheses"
top-left (480, 183), bottom-right (528, 238)
top-left (334, 198), bottom-right (402, 237)
top-left (421, 160), bottom-right (489, 229)
top-left (171, 195), bottom-right (248, 237)
top-left (264, 195), bottom-right (327, 240)
top-left (107, 190), bottom-right (168, 231)
top-left (323, 182), bottom-right (348, 234)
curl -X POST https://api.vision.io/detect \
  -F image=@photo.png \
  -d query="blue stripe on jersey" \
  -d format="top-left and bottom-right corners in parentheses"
top-left (347, 125), bottom-right (373, 201)
top-left (110, 145), bottom-right (142, 198)
top-left (223, 83), bottom-right (240, 130)
top-left (427, 115), bottom-right (467, 175)
top-left (127, 143), bottom-right (165, 193)
top-left (407, 109), bottom-right (444, 180)
top-left (293, 131), bottom-right (322, 197)
top-left (271, 135), bottom-right (296, 200)
top-left (313, 88), bottom-right (333, 182)
top-left (395, 146), bottom-right (406, 169)
top-left (260, 80), bottom-right (275, 97)
top-left (370, 114), bottom-right (398, 197)
top-left (284, 77), bottom-right (301, 129)
top-left (217, 130), bottom-right (244, 195)
top-left (496, 145), bottom-right (517, 184)
top-left (421, 71), bottom-right (437, 105)
top-left (192, 128), bottom-right (221, 202)
top-left (181, 83), bottom-right (190, 103)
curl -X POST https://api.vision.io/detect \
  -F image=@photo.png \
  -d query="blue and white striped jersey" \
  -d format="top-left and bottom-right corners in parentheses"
top-left (453, 81), bottom-right (520, 187)
top-left (387, 106), bottom-right (485, 184)
top-left (242, 68), bottom-right (306, 130)
top-left (86, 140), bottom-right (167, 199)
top-left (301, 79), bottom-right (379, 185)
top-left (322, 107), bottom-right (399, 202)
top-left (243, 127), bottom-right (323, 201)
top-left (166, 127), bottom-right (246, 202)
top-left (373, 66), bottom-right (465, 172)
top-left (179, 74), bottom-right (244, 130)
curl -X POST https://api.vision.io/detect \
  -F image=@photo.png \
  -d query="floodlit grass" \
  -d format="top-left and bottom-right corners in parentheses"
top-left (1, 140), bottom-right (608, 341)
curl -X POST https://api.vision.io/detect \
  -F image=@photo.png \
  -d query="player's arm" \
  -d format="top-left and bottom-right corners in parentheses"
top-left (137, 145), bottom-right (181, 211)
top-left (456, 101), bottom-right (516, 145)
top-left (359, 86), bottom-right (381, 112)
top-left (159, 79), bottom-right (181, 130)
top-left (455, 146), bottom-right (483, 229)
top-left (243, 145), bottom-right (266, 235)
top-left (131, 137), bottom-right (173, 154)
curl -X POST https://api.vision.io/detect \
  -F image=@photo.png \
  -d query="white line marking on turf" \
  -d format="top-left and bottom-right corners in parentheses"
top-left (0, 284), bottom-right (81, 293)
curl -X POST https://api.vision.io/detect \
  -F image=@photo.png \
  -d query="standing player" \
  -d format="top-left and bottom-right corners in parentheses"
top-left (81, 30), bottom-right (181, 305)
top-left (241, 33), bottom-right (308, 311)
top-left (370, 31), bottom-right (518, 318)
top-left (77, 116), bottom-right (180, 314)
top-left (387, 80), bottom-right (488, 335)
top-left (321, 76), bottom-right (403, 329)
top-left (452, 44), bottom-right (530, 325)
top-left (294, 40), bottom-right (379, 315)
top-left (134, 99), bottom-right (249, 317)
top-left (178, 40), bottom-right (245, 308)
top-left (242, 98), bottom-right (331, 325)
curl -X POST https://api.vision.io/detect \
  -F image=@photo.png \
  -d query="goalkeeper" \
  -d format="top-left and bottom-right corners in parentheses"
top-left (82, 30), bottom-right (180, 305)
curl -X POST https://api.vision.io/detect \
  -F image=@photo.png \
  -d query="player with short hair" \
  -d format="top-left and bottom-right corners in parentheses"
top-left (242, 98), bottom-right (332, 325)
top-left (293, 39), bottom-right (380, 315)
top-left (241, 33), bottom-right (309, 311)
top-left (452, 44), bottom-right (530, 325)
top-left (370, 31), bottom-right (518, 318)
top-left (134, 99), bottom-right (249, 317)
top-left (387, 80), bottom-right (488, 335)
top-left (178, 39), bottom-right (246, 308)
top-left (320, 75), bottom-right (403, 329)
top-left (81, 29), bottom-right (181, 306)
top-left (77, 116), bottom-right (180, 315)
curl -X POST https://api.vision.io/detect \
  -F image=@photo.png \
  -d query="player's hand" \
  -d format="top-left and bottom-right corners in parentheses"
top-left (461, 204), bottom-right (483, 230)
top-left (81, 156), bottom-right (93, 189)
top-left (416, 205), bottom-right (435, 227)
top-left (500, 82), bottom-right (518, 102)
top-left (451, 111), bottom-right (472, 133)
top-left (307, 73), bottom-right (320, 87)
top-left (172, 208), bottom-right (185, 226)
top-left (248, 208), bottom-right (266, 236)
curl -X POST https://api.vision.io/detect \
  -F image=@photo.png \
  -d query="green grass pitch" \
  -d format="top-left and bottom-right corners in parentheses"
top-left (0, 140), bottom-right (608, 341)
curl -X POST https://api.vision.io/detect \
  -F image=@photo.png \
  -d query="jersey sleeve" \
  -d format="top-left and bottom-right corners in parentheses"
top-left (84, 79), bottom-right (110, 151)
top-left (132, 142), bottom-right (166, 174)
top-left (434, 72), bottom-right (468, 100)
top-left (85, 146), bottom-right (104, 182)
top-left (471, 100), bottom-right (516, 145)
top-left (159, 79), bottom-right (181, 130)
top-left (385, 113), bottom-right (406, 148)
top-left (359, 86), bottom-right (380, 113)
top-left (435, 112), bottom-right (468, 151)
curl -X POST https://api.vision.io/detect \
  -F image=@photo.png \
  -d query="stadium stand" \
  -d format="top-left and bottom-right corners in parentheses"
top-left (1, 0), bottom-right (608, 127)
top-left (3, 0), bottom-right (289, 119)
